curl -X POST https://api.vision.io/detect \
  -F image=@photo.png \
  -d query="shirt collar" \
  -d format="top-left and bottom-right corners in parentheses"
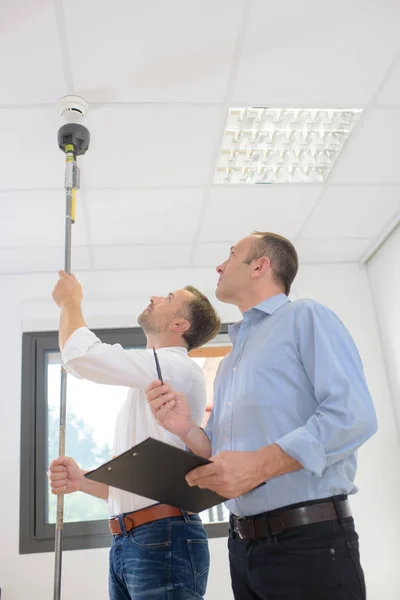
top-left (169, 346), bottom-right (188, 354)
top-left (252, 293), bottom-right (290, 315)
top-left (228, 293), bottom-right (290, 343)
top-left (155, 346), bottom-right (188, 354)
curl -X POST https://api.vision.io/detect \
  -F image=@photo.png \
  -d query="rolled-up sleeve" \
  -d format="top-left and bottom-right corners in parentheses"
top-left (62, 327), bottom-right (158, 388)
top-left (276, 303), bottom-right (378, 477)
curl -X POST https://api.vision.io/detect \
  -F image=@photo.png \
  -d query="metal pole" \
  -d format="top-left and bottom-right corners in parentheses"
top-left (53, 108), bottom-right (90, 598)
top-left (54, 145), bottom-right (79, 600)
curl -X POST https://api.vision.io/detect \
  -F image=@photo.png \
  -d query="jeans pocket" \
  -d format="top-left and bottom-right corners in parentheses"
top-left (275, 523), bottom-right (337, 556)
top-left (346, 541), bottom-right (366, 599)
top-left (129, 518), bottom-right (171, 549)
top-left (186, 539), bottom-right (210, 597)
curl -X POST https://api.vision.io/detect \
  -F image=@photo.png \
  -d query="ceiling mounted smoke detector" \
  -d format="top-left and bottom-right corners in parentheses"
top-left (57, 95), bottom-right (89, 124)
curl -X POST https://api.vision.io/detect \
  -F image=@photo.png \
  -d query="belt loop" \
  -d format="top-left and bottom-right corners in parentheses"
top-left (264, 514), bottom-right (272, 541)
top-left (248, 518), bottom-right (256, 540)
top-left (332, 496), bottom-right (344, 527)
top-left (181, 509), bottom-right (190, 523)
top-left (229, 514), bottom-right (236, 539)
top-left (117, 514), bottom-right (128, 537)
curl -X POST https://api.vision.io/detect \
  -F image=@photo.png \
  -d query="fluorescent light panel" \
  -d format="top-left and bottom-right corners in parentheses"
top-left (214, 107), bottom-right (362, 184)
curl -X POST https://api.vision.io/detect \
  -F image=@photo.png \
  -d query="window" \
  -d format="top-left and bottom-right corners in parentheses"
top-left (189, 343), bottom-right (232, 527)
top-left (189, 345), bottom-right (232, 427)
top-left (46, 351), bottom-right (127, 525)
top-left (20, 326), bottom-right (231, 554)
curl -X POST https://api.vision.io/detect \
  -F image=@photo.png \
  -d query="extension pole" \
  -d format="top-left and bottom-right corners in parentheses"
top-left (54, 104), bottom-right (90, 600)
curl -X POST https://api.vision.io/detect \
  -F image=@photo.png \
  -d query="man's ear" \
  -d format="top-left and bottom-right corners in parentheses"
top-left (170, 318), bottom-right (191, 334)
top-left (250, 256), bottom-right (270, 279)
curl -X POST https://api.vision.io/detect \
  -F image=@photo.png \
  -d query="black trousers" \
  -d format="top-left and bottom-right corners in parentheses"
top-left (228, 517), bottom-right (366, 600)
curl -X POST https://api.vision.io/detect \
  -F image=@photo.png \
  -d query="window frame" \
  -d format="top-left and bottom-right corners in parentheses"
top-left (20, 325), bottom-right (230, 554)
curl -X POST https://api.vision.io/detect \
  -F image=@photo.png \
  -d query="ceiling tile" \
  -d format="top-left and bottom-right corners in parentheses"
top-left (64, 0), bottom-right (244, 103)
top-left (295, 239), bottom-right (369, 263)
top-left (300, 185), bottom-right (400, 239)
top-left (86, 188), bottom-right (204, 245)
top-left (332, 109), bottom-right (400, 184)
top-left (193, 242), bottom-right (235, 267)
top-left (0, 191), bottom-right (89, 247)
top-left (0, 246), bottom-right (91, 274)
top-left (82, 106), bottom-right (222, 187)
top-left (0, 108), bottom-right (66, 189)
top-left (198, 186), bottom-right (322, 242)
top-left (0, 1), bottom-right (66, 104)
top-left (232, 0), bottom-right (400, 105)
top-left (2, 1), bottom-right (400, 279)
top-left (193, 238), bottom-right (369, 266)
top-left (92, 244), bottom-right (192, 271)
top-left (376, 58), bottom-right (400, 106)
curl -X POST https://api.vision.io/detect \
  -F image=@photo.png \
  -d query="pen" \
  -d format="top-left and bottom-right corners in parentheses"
top-left (152, 347), bottom-right (164, 384)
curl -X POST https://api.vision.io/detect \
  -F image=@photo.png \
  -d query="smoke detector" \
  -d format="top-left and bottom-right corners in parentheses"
top-left (57, 95), bottom-right (89, 123)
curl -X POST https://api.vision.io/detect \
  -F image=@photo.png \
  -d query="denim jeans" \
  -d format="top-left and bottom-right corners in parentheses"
top-left (109, 511), bottom-right (209, 600)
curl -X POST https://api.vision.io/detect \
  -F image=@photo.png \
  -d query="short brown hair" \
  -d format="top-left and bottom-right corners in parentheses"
top-left (245, 232), bottom-right (298, 295)
top-left (181, 286), bottom-right (221, 352)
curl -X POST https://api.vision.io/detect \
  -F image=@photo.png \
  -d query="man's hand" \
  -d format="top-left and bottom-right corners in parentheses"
top-left (146, 381), bottom-right (212, 459)
top-left (53, 271), bottom-right (86, 349)
top-left (185, 450), bottom-right (266, 498)
top-left (52, 271), bottom-right (83, 308)
top-left (145, 381), bottom-right (193, 438)
top-left (48, 456), bottom-right (84, 495)
top-left (185, 444), bottom-right (302, 498)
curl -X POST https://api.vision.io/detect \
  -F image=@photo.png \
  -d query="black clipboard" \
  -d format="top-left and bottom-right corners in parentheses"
top-left (85, 437), bottom-right (227, 513)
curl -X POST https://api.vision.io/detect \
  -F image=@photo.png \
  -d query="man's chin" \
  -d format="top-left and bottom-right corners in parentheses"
top-left (137, 313), bottom-right (147, 328)
top-left (215, 286), bottom-right (229, 303)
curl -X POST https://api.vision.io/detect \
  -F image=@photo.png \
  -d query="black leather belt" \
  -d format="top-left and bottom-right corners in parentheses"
top-left (230, 498), bottom-right (351, 540)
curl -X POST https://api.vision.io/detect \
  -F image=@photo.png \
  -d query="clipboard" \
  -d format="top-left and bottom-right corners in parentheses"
top-left (85, 437), bottom-right (227, 513)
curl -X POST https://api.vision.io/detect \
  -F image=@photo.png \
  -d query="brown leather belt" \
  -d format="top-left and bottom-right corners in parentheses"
top-left (109, 503), bottom-right (184, 535)
top-left (230, 498), bottom-right (352, 540)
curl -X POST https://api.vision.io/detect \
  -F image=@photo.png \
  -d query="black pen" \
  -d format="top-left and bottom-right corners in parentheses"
top-left (152, 347), bottom-right (164, 384)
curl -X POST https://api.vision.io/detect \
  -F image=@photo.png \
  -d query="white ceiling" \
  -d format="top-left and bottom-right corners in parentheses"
top-left (1, 0), bottom-right (400, 276)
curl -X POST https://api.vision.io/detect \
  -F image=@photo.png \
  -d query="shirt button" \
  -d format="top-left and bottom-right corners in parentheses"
top-left (225, 437), bottom-right (229, 442)
top-left (232, 367), bottom-right (236, 372)
top-left (228, 402), bottom-right (231, 407)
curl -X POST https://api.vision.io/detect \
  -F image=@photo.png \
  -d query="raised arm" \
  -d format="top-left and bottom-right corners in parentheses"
top-left (52, 271), bottom-right (162, 388)
top-left (52, 270), bottom-right (86, 349)
top-left (61, 328), bottom-right (166, 388)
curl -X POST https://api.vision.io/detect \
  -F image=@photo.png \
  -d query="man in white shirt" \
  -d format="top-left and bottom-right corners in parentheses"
top-left (48, 271), bottom-right (221, 600)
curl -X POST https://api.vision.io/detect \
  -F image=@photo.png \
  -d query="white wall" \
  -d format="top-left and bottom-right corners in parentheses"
top-left (367, 225), bottom-right (400, 436)
top-left (0, 262), bottom-right (399, 599)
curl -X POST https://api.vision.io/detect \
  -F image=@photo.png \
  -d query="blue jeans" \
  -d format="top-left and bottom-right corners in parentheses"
top-left (109, 511), bottom-right (210, 599)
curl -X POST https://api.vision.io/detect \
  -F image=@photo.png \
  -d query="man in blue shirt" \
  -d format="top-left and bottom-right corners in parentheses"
top-left (146, 231), bottom-right (377, 600)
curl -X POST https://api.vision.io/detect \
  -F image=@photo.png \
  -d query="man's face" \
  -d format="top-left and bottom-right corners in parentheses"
top-left (137, 289), bottom-right (192, 334)
top-left (215, 236), bottom-right (256, 303)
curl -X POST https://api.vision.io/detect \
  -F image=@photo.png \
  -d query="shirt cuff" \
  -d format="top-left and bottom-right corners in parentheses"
top-left (276, 427), bottom-right (327, 477)
top-left (62, 327), bottom-right (100, 372)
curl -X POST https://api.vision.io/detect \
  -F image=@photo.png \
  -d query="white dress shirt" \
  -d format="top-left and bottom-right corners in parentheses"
top-left (62, 327), bottom-right (207, 515)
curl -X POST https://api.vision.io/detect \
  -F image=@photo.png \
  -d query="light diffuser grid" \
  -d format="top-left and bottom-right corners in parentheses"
top-left (214, 107), bottom-right (362, 184)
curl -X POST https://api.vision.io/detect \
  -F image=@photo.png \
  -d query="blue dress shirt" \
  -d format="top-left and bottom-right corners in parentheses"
top-left (205, 294), bottom-right (377, 517)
